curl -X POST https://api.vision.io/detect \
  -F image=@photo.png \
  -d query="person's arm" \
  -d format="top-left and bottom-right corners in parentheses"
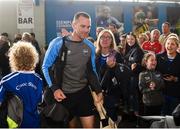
top-left (42, 37), bottom-right (63, 92)
top-left (131, 48), bottom-right (144, 74)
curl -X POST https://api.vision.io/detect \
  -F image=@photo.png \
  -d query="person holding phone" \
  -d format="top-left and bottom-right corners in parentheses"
top-left (156, 33), bottom-right (180, 115)
top-left (95, 29), bottom-right (123, 125)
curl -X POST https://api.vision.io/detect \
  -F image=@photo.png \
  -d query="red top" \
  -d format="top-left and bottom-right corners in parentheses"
top-left (142, 41), bottom-right (162, 54)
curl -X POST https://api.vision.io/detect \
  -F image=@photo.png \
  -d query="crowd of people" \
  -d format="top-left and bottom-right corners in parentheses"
top-left (0, 11), bottom-right (180, 128)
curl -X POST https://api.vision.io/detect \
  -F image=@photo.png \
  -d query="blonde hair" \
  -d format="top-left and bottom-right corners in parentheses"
top-left (96, 29), bottom-right (118, 55)
top-left (141, 52), bottom-right (156, 68)
top-left (8, 41), bottom-right (39, 71)
top-left (164, 33), bottom-right (179, 46)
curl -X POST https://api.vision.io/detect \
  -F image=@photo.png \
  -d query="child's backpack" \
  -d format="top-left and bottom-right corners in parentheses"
top-left (0, 93), bottom-right (23, 128)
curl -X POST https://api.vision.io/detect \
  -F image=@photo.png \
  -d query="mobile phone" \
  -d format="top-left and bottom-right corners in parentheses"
top-left (108, 51), bottom-right (116, 62)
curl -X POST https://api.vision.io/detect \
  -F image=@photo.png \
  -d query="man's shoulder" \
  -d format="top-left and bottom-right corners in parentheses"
top-left (47, 37), bottom-right (64, 52)
top-left (50, 36), bottom-right (63, 44)
top-left (83, 39), bottom-right (95, 49)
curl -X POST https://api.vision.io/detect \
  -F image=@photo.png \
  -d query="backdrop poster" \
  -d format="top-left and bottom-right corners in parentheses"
top-left (133, 4), bottom-right (158, 36)
top-left (96, 5), bottom-right (124, 34)
top-left (167, 7), bottom-right (180, 36)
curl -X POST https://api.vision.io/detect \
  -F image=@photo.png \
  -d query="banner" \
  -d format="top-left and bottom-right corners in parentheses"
top-left (17, 0), bottom-right (34, 29)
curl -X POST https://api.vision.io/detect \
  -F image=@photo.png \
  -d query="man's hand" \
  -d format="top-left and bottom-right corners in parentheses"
top-left (53, 89), bottom-right (66, 102)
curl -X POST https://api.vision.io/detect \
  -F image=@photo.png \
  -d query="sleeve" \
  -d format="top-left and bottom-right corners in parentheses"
top-left (0, 81), bottom-right (6, 104)
top-left (41, 37), bottom-right (63, 91)
top-left (132, 48), bottom-right (144, 74)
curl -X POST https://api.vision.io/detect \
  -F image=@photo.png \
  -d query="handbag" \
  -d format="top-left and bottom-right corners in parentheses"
top-left (91, 91), bottom-right (117, 128)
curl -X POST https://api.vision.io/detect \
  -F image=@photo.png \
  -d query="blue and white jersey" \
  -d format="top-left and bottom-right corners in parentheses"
top-left (0, 71), bottom-right (43, 128)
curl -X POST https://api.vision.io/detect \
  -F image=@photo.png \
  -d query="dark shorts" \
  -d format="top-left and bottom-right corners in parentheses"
top-left (62, 86), bottom-right (96, 120)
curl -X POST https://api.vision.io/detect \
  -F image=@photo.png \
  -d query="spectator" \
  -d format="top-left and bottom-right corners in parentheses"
top-left (156, 33), bottom-right (180, 115)
top-left (159, 22), bottom-right (171, 45)
top-left (122, 32), bottom-right (144, 116)
top-left (108, 23), bottom-right (120, 46)
top-left (139, 52), bottom-right (164, 115)
top-left (0, 36), bottom-right (10, 78)
top-left (95, 29), bottom-right (123, 125)
top-left (13, 33), bottom-right (22, 43)
top-left (30, 32), bottom-right (41, 55)
top-left (142, 29), bottom-right (163, 54)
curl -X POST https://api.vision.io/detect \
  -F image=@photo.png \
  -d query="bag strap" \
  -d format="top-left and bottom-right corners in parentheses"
top-left (100, 69), bottom-right (109, 87)
top-left (56, 36), bottom-right (68, 86)
top-left (128, 48), bottom-right (136, 62)
top-left (50, 36), bottom-right (68, 90)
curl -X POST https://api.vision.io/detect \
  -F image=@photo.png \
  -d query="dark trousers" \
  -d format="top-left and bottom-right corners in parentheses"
top-left (104, 94), bottom-right (120, 121)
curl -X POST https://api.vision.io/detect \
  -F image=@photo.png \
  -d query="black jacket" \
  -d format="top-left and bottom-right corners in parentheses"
top-left (156, 52), bottom-right (180, 98)
top-left (139, 70), bottom-right (165, 106)
top-left (95, 51), bottom-right (125, 94)
top-left (123, 43), bottom-right (144, 75)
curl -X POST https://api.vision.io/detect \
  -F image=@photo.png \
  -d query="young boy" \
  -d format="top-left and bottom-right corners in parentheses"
top-left (0, 41), bottom-right (43, 127)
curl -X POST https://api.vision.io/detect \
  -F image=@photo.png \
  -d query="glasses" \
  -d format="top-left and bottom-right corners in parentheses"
top-left (100, 36), bottom-right (112, 40)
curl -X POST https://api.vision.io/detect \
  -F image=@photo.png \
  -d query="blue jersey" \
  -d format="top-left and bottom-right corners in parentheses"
top-left (0, 71), bottom-right (43, 127)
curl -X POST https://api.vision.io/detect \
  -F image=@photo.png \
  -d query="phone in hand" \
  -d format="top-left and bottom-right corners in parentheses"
top-left (107, 50), bottom-right (116, 62)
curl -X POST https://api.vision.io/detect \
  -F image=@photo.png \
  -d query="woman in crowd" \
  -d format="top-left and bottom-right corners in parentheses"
top-left (95, 29), bottom-right (123, 125)
top-left (122, 32), bottom-right (144, 116)
top-left (156, 33), bottom-right (180, 115)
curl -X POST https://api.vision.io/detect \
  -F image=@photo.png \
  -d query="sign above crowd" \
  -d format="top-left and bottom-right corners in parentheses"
top-left (17, 0), bottom-right (34, 29)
